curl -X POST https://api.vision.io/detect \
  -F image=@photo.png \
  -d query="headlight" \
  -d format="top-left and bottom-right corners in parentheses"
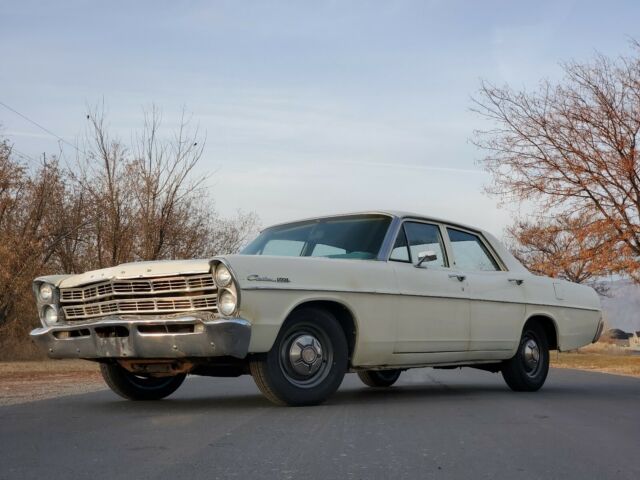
top-left (215, 263), bottom-right (232, 287)
top-left (39, 283), bottom-right (54, 302)
top-left (43, 306), bottom-right (59, 325)
top-left (218, 290), bottom-right (237, 316)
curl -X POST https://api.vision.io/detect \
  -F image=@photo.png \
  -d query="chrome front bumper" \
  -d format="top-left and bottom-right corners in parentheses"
top-left (30, 314), bottom-right (251, 359)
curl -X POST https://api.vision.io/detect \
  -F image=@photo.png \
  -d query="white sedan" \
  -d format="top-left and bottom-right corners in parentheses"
top-left (31, 211), bottom-right (603, 406)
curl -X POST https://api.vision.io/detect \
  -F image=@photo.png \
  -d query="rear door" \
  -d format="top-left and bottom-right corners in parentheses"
top-left (445, 227), bottom-right (525, 355)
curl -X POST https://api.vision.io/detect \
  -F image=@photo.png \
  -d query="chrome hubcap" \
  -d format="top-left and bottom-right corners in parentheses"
top-left (289, 334), bottom-right (324, 376)
top-left (523, 338), bottom-right (540, 372)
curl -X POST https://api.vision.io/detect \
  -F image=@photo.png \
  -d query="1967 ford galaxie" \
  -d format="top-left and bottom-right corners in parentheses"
top-left (31, 211), bottom-right (603, 406)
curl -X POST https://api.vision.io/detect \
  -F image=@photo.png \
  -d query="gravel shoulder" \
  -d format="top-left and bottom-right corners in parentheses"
top-left (0, 360), bottom-right (105, 406)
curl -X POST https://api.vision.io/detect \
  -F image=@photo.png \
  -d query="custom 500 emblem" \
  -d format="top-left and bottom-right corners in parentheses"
top-left (247, 274), bottom-right (291, 283)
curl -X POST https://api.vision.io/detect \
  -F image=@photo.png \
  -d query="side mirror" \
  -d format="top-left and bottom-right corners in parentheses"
top-left (416, 250), bottom-right (437, 268)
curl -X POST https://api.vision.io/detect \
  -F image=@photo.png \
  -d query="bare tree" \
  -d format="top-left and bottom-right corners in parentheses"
top-left (0, 105), bottom-right (259, 360)
top-left (0, 145), bottom-right (79, 357)
top-left (473, 43), bottom-right (640, 281)
top-left (80, 107), bottom-right (135, 268)
top-left (49, 179), bottom-right (91, 273)
top-left (207, 210), bottom-right (260, 256)
top-left (79, 106), bottom-right (259, 264)
top-left (129, 106), bottom-right (207, 260)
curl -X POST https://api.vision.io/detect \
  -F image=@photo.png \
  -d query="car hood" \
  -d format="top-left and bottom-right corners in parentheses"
top-left (39, 259), bottom-right (213, 288)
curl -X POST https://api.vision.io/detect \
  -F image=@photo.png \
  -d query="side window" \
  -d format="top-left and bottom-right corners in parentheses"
top-left (261, 239), bottom-right (305, 256)
top-left (389, 226), bottom-right (410, 262)
top-left (403, 222), bottom-right (447, 267)
top-left (446, 228), bottom-right (500, 271)
top-left (311, 244), bottom-right (347, 257)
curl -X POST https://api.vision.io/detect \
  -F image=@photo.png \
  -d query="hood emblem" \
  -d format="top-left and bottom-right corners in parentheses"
top-left (247, 274), bottom-right (290, 283)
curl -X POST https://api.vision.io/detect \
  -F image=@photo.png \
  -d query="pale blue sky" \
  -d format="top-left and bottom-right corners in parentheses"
top-left (1, 0), bottom-right (639, 235)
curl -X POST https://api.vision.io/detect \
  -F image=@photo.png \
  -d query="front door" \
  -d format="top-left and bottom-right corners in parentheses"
top-left (390, 221), bottom-right (470, 357)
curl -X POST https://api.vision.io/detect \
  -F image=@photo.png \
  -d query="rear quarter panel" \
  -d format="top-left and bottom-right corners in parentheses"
top-left (524, 276), bottom-right (601, 351)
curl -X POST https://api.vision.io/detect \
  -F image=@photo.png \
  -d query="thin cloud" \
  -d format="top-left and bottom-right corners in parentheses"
top-left (345, 160), bottom-right (486, 175)
top-left (4, 130), bottom-right (57, 140)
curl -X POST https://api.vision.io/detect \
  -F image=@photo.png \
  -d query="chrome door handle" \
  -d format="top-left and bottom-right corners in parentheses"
top-left (508, 278), bottom-right (524, 286)
top-left (448, 273), bottom-right (466, 282)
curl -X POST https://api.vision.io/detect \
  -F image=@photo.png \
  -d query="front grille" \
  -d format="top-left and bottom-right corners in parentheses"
top-left (60, 273), bottom-right (218, 321)
top-left (60, 274), bottom-right (215, 302)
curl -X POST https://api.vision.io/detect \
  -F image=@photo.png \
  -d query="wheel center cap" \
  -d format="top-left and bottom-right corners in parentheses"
top-left (288, 334), bottom-right (323, 376)
top-left (301, 346), bottom-right (317, 364)
top-left (531, 348), bottom-right (540, 362)
top-left (523, 339), bottom-right (540, 369)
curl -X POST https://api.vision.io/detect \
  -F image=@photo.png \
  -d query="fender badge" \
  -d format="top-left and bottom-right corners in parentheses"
top-left (247, 274), bottom-right (291, 283)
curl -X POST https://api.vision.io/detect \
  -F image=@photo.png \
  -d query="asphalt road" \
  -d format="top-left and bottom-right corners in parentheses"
top-left (1, 368), bottom-right (638, 480)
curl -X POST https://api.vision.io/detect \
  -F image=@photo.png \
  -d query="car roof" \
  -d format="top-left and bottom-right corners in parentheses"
top-left (265, 210), bottom-right (488, 235)
top-left (261, 210), bottom-right (527, 273)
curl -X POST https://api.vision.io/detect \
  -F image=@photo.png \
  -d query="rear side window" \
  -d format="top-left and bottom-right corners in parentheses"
top-left (446, 228), bottom-right (499, 271)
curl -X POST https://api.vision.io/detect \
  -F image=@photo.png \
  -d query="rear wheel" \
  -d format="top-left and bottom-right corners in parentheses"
top-left (501, 322), bottom-right (549, 392)
top-left (99, 363), bottom-right (186, 400)
top-left (357, 369), bottom-right (401, 387)
top-left (250, 307), bottom-right (348, 406)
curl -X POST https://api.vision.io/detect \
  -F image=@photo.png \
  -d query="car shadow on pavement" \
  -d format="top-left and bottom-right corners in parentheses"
top-left (84, 382), bottom-right (614, 413)
top-left (96, 393), bottom-right (271, 412)
top-left (330, 383), bottom-right (516, 406)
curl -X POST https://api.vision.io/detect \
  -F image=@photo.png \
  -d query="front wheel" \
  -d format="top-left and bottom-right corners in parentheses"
top-left (357, 369), bottom-right (401, 387)
top-left (501, 322), bottom-right (549, 392)
top-left (250, 307), bottom-right (348, 406)
top-left (99, 363), bottom-right (186, 400)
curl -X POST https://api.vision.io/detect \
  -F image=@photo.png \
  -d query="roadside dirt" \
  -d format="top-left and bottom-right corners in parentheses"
top-left (0, 360), bottom-right (105, 406)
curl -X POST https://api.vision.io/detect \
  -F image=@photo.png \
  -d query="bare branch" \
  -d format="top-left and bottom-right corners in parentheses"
top-left (473, 41), bottom-right (640, 281)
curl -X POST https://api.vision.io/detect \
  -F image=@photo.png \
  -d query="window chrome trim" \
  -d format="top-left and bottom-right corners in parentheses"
top-left (443, 225), bottom-right (507, 272)
top-left (388, 223), bottom-right (412, 264)
top-left (379, 214), bottom-right (507, 272)
top-left (377, 215), bottom-right (403, 261)
top-left (246, 213), bottom-right (396, 262)
top-left (383, 217), bottom-right (450, 268)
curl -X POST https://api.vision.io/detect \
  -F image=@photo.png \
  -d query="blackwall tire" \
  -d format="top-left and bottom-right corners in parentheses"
top-left (357, 369), bottom-right (401, 387)
top-left (250, 307), bottom-right (348, 406)
top-left (501, 322), bottom-right (550, 392)
top-left (99, 363), bottom-right (186, 400)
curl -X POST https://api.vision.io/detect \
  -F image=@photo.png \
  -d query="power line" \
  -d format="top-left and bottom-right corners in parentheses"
top-left (0, 99), bottom-right (83, 155)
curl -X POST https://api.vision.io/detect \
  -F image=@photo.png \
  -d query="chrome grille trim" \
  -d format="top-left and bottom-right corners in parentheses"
top-left (60, 274), bottom-right (215, 303)
top-left (62, 293), bottom-right (218, 320)
top-left (59, 273), bottom-right (218, 321)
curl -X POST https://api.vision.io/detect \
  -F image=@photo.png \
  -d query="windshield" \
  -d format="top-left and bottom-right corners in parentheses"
top-left (241, 214), bottom-right (392, 260)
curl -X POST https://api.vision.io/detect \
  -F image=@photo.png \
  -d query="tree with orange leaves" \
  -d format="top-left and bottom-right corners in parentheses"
top-left (507, 214), bottom-right (625, 294)
top-left (473, 43), bottom-right (640, 283)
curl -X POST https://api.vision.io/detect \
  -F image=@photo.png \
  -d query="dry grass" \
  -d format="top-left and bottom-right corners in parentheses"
top-left (551, 347), bottom-right (640, 378)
